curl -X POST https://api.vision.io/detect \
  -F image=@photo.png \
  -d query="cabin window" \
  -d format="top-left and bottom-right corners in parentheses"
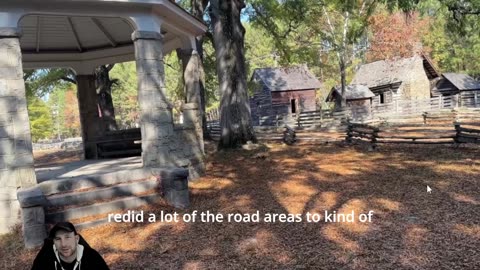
top-left (379, 93), bottom-right (385, 104)
top-left (291, 99), bottom-right (297, 114)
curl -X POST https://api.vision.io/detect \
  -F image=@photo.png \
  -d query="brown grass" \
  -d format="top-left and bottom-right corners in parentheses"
top-left (2, 142), bottom-right (479, 269)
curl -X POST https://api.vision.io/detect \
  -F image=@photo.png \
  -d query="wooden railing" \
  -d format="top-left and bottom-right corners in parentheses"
top-left (253, 97), bottom-right (454, 128)
top-left (208, 96), bottom-right (480, 131)
top-left (206, 108), bottom-right (220, 122)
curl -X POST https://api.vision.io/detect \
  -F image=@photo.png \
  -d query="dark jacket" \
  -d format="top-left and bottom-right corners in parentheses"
top-left (31, 235), bottom-right (109, 270)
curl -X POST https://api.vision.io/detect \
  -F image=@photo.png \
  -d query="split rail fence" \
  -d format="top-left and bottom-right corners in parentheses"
top-left (206, 96), bottom-right (480, 141)
top-left (253, 95), bottom-right (464, 128)
top-left (346, 110), bottom-right (480, 146)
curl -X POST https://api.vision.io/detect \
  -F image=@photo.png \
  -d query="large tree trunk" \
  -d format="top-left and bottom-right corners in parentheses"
top-left (192, 0), bottom-right (211, 140)
top-left (95, 64), bottom-right (118, 131)
top-left (177, 48), bottom-right (203, 105)
top-left (209, 0), bottom-right (256, 148)
top-left (196, 37), bottom-right (211, 140)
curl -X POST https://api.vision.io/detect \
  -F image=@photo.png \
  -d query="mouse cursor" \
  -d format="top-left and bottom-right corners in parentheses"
top-left (427, 185), bottom-right (432, 194)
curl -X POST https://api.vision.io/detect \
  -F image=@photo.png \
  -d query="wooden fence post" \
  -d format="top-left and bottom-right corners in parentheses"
top-left (319, 109), bottom-right (323, 126)
top-left (346, 121), bottom-right (353, 144)
top-left (453, 108), bottom-right (459, 123)
top-left (454, 122), bottom-right (461, 146)
top-left (475, 91), bottom-right (479, 108)
top-left (372, 127), bottom-right (379, 150)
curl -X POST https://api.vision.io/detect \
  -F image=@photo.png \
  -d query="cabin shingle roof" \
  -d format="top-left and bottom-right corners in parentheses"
top-left (351, 56), bottom-right (421, 87)
top-left (252, 65), bottom-right (321, 91)
top-left (351, 54), bottom-right (438, 88)
top-left (443, 73), bottom-right (480, 91)
top-left (328, 85), bottom-right (375, 101)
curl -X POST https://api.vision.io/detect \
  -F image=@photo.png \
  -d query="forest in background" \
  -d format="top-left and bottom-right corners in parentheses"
top-left (25, 0), bottom-right (480, 142)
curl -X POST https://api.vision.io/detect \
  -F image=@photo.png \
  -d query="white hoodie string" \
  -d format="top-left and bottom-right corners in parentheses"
top-left (54, 259), bottom-right (80, 270)
top-left (53, 244), bottom-right (83, 270)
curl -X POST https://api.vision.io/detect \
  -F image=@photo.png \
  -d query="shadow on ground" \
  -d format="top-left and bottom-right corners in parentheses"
top-left (101, 142), bottom-right (480, 269)
top-left (3, 141), bottom-right (479, 270)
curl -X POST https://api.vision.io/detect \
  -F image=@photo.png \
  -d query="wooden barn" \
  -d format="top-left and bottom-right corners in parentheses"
top-left (249, 65), bottom-right (321, 125)
top-left (432, 73), bottom-right (480, 107)
top-left (327, 84), bottom-right (375, 108)
top-left (350, 54), bottom-right (439, 106)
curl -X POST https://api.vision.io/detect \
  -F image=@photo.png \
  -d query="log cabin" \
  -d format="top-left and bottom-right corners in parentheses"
top-left (249, 65), bottom-right (321, 125)
top-left (350, 54), bottom-right (440, 106)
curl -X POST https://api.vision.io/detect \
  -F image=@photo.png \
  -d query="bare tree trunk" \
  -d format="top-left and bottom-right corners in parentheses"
top-left (323, 6), bottom-right (348, 108)
top-left (340, 11), bottom-right (349, 108)
top-left (210, 0), bottom-right (256, 148)
top-left (95, 64), bottom-right (118, 131)
top-left (339, 57), bottom-right (347, 107)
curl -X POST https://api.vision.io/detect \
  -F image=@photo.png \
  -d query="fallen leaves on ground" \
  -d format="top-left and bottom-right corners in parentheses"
top-left (2, 142), bottom-right (479, 269)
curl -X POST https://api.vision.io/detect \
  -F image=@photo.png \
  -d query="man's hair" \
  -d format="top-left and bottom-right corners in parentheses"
top-left (49, 222), bottom-right (78, 239)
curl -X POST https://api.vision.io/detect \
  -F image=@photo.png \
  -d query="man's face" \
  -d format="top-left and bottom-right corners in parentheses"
top-left (53, 230), bottom-right (79, 260)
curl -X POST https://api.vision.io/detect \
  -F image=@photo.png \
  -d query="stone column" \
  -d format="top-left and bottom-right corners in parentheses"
top-left (132, 31), bottom-right (175, 167)
top-left (0, 28), bottom-right (37, 234)
top-left (181, 102), bottom-right (205, 179)
top-left (133, 31), bottom-right (206, 179)
top-left (77, 75), bottom-right (101, 159)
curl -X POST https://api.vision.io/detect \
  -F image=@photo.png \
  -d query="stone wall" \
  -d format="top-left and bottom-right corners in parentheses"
top-left (400, 57), bottom-right (430, 100)
top-left (0, 32), bottom-right (37, 234)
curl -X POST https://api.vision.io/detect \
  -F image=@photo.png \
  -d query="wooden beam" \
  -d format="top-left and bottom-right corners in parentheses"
top-left (66, 17), bottom-right (82, 52)
top-left (91, 18), bottom-right (117, 47)
top-left (36, 16), bottom-right (41, 53)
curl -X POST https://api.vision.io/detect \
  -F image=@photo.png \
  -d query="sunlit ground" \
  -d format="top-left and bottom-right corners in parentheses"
top-left (1, 142), bottom-right (479, 269)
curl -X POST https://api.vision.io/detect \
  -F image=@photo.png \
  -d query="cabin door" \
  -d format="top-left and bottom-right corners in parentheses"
top-left (291, 99), bottom-right (297, 114)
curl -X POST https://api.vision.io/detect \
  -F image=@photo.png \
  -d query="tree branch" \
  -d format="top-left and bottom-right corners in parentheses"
top-left (323, 5), bottom-right (338, 45)
top-left (251, 3), bottom-right (294, 61)
top-left (105, 64), bottom-right (115, 72)
top-left (205, 31), bottom-right (214, 45)
top-left (61, 76), bottom-right (77, 85)
top-left (447, 3), bottom-right (480, 15)
top-left (164, 62), bottom-right (177, 70)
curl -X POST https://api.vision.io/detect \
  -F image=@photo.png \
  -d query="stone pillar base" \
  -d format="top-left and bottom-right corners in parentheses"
top-left (22, 207), bottom-right (47, 248)
top-left (17, 187), bottom-right (47, 248)
top-left (156, 168), bottom-right (189, 209)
